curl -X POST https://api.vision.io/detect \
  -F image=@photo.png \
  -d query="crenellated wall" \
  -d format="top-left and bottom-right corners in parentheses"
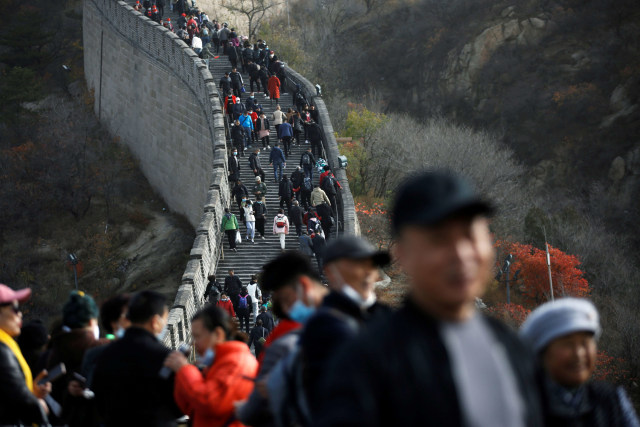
top-left (83, 0), bottom-right (358, 349)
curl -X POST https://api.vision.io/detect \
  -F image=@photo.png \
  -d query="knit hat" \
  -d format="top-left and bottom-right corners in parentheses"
top-left (519, 298), bottom-right (601, 354)
top-left (63, 290), bottom-right (99, 329)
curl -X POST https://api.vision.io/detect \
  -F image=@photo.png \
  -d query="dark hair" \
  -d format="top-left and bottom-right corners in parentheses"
top-left (241, 286), bottom-right (248, 294)
top-left (100, 294), bottom-right (131, 334)
top-left (192, 305), bottom-right (245, 341)
top-left (127, 291), bottom-right (167, 324)
top-left (63, 291), bottom-right (99, 329)
top-left (260, 252), bottom-right (320, 292)
top-left (208, 274), bottom-right (216, 281)
top-left (256, 319), bottom-right (263, 327)
top-left (278, 208), bottom-right (284, 214)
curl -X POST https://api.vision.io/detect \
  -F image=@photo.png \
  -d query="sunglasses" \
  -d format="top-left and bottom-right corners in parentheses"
top-left (0, 302), bottom-right (20, 314)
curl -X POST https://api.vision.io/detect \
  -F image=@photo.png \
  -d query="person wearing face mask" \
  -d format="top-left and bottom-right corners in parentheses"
top-left (44, 290), bottom-right (108, 425)
top-left (520, 298), bottom-right (640, 427)
top-left (297, 236), bottom-right (391, 420)
top-left (93, 291), bottom-right (182, 427)
top-left (80, 294), bottom-right (132, 389)
top-left (164, 305), bottom-right (258, 427)
top-left (235, 253), bottom-right (327, 426)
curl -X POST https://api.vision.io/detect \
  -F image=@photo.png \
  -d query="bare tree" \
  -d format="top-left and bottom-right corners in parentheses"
top-left (221, 0), bottom-right (281, 41)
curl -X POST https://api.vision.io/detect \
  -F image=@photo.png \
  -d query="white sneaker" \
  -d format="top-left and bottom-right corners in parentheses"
top-left (305, 140), bottom-right (309, 144)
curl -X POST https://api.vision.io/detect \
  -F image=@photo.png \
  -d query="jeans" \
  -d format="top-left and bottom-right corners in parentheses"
top-left (273, 162), bottom-right (284, 182)
top-left (242, 127), bottom-right (252, 149)
top-left (246, 221), bottom-right (255, 240)
top-left (303, 165), bottom-right (313, 180)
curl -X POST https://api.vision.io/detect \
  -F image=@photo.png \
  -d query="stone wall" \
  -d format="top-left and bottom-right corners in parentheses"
top-left (284, 66), bottom-right (360, 236)
top-left (84, 0), bottom-right (357, 350)
top-left (84, 0), bottom-right (220, 229)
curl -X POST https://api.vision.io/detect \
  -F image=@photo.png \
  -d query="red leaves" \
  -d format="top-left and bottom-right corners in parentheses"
top-left (485, 303), bottom-right (531, 329)
top-left (495, 240), bottom-right (590, 305)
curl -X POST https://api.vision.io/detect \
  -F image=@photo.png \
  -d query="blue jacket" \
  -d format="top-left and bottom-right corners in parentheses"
top-left (269, 146), bottom-right (286, 164)
top-left (239, 114), bottom-right (254, 130)
top-left (278, 122), bottom-right (293, 138)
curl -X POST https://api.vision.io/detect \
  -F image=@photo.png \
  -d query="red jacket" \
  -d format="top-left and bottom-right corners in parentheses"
top-left (267, 76), bottom-right (281, 99)
top-left (174, 341), bottom-right (258, 427)
top-left (217, 298), bottom-right (235, 318)
top-left (319, 171), bottom-right (342, 189)
top-left (257, 319), bottom-right (301, 366)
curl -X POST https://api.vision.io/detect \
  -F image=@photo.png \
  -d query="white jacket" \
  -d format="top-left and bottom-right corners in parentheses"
top-left (244, 205), bottom-right (256, 222)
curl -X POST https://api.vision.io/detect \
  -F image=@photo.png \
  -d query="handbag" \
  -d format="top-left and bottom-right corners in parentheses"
top-left (258, 329), bottom-right (266, 345)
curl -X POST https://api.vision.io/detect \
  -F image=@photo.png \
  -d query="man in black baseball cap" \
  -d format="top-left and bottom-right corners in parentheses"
top-left (300, 236), bottom-right (391, 420)
top-left (317, 171), bottom-right (543, 427)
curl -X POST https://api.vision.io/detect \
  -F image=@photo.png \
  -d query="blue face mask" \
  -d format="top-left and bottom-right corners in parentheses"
top-left (288, 299), bottom-right (315, 324)
top-left (115, 327), bottom-right (126, 339)
top-left (197, 348), bottom-right (215, 366)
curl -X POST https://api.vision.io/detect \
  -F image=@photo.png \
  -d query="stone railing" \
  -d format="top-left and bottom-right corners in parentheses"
top-left (284, 67), bottom-right (360, 236)
top-left (84, 0), bottom-right (358, 350)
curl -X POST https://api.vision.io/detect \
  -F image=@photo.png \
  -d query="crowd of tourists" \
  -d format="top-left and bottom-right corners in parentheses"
top-left (2, 171), bottom-right (639, 427)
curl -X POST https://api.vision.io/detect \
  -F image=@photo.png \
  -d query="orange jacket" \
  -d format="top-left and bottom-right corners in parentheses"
top-left (217, 298), bottom-right (235, 318)
top-left (174, 341), bottom-right (258, 427)
top-left (268, 76), bottom-right (281, 99)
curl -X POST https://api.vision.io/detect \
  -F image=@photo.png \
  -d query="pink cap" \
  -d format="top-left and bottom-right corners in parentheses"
top-left (0, 284), bottom-right (31, 304)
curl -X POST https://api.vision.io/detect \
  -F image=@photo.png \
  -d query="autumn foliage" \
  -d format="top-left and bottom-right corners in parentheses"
top-left (495, 240), bottom-right (590, 305)
top-left (355, 201), bottom-right (390, 250)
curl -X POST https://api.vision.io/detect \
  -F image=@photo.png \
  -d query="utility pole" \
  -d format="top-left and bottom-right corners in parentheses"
top-left (543, 226), bottom-right (554, 301)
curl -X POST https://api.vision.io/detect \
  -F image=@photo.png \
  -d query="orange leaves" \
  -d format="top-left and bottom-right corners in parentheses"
top-left (495, 240), bottom-right (590, 305)
top-left (355, 201), bottom-right (390, 250)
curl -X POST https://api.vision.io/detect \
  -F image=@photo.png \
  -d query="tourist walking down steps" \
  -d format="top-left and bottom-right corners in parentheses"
top-left (273, 209), bottom-right (289, 251)
top-left (221, 207), bottom-right (239, 252)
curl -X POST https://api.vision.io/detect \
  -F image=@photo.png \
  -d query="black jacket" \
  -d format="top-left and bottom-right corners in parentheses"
top-left (228, 155), bottom-right (240, 177)
top-left (253, 202), bottom-right (267, 220)
top-left (248, 62), bottom-right (260, 78)
top-left (256, 312), bottom-right (275, 333)
top-left (307, 123), bottom-right (322, 142)
top-left (236, 293), bottom-right (253, 316)
top-left (255, 117), bottom-right (270, 132)
top-left (315, 202), bottom-right (333, 227)
top-left (315, 299), bottom-right (544, 427)
top-left (247, 325), bottom-right (269, 353)
top-left (230, 71), bottom-right (244, 87)
top-left (289, 205), bottom-right (303, 226)
top-left (225, 275), bottom-right (243, 298)
top-left (290, 169), bottom-right (304, 189)
top-left (219, 76), bottom-right (231, 93)
top-left (302, 292), bottom-right (391, 418)
top-left (300, 151), bottom-right (316, 168)
top-left (248, 152), bottom-right (262, 171)
top-left (231, 125), bottom-right (244, 144)
top-left (92, 327), bottom-right (182, 427)
top-left (279, 179), bottom-right (293, 199)
top-left (232, 183), bottom-right (249, 202)
top-left (0, 342), bottom-right (48, 425)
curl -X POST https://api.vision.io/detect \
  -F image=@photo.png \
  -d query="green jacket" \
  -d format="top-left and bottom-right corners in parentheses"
top-left (221, 213), bottom-right (239, 231)
top-left (252, 182), bottom-right (268, 197)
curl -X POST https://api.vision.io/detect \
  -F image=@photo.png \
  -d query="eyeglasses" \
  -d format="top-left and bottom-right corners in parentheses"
top-left (0, 302), bottom-right (20, 314)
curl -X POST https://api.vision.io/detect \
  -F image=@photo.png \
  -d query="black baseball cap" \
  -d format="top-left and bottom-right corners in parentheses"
top-left (392, 170), bottom-right (494, 235)
top-left (322, 236), bottom-right (390, 266)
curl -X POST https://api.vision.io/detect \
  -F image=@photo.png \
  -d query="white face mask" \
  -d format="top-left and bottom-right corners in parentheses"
top-left (331, 265), bottom-right (377, 309)
top-left (93, 324), bottom-right (100, 340)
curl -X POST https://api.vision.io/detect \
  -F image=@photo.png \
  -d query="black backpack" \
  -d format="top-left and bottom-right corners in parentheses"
top-left (322, 175), bottom-right (337, 195)
top-left (302, 152), bottom-right (312, 166)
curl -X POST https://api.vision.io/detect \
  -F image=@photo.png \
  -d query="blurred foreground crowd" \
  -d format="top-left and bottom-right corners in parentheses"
top-left (2, 171), bottom-right (639, 427)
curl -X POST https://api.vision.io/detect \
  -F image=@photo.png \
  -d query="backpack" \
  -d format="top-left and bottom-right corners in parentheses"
top-left (276, 215), bottom-right (286, 228)
top-left (322, 175), bottom-right (336, 195)
top-left (302, 153), bottom-right (311, 166)
top-left (238, 294), bottom-right (249, 309)
top-left (303, 177), bottom-right (312, 192)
